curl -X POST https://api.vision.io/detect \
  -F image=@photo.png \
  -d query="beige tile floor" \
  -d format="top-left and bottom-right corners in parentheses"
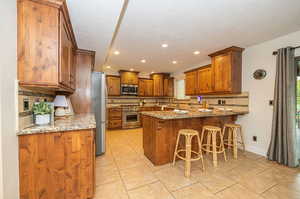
top-left (95, 128), bottom-right (300, 199)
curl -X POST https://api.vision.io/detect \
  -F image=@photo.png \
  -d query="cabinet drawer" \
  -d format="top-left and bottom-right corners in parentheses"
top-left (108, 120), bottom-right (122, 129)
top-left (108, 108), bottom-right (122, 119)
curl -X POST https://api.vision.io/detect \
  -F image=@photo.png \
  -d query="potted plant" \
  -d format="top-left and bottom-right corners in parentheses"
top-left (32, 102), bottom-right (52, 125)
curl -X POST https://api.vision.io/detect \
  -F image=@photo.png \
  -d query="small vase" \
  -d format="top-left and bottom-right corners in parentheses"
top-left (35, 114), bottom-right (50, 125)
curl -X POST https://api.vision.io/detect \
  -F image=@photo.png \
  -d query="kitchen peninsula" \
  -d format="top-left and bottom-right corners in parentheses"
top-left (142, 110), bottom-right (247, 165)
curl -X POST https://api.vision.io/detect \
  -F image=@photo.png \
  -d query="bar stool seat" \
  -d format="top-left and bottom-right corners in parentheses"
top-left (201, 125), bottom-right (226, 167)
top-left (173, 129), bottom-right (205, 177)
top-left (223, 123), bottom-right (245, 159)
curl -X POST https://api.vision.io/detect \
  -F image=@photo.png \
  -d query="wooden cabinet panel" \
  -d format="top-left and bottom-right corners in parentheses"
top-left (108, 108), bottom-right (122, 120)
top-left (18, 0), bottom-right (78, 92)
top-left (70, 49), bottom-right (95, 114)
top-left (152, 74), bottom-right (164, 96)
top-left (108, 108), bottom-right (122, 129)
top-left (209, 46), bottom-right (243, 94)
top-left (18, 0), bottom-right (59, 86)
top-left (164, 78), bottom-right (174, 97)
top-left (185, 71), bottom-right (197, 95)
top-left (146, 80), bottom-right (154, 96)
top-left (138, 79), bottom-right (146, 96)
top-left (59, 12), bottom-right (72, 88)
top-left (108, 120), bottom-right (122, 129)
top-left (107, 76), bottom-right (120, 96)
top-left (197, 66), bottom-right (212, 94)
top-left (212, 53), bottom-right (232, 92)
top-left (19, 130), bottom-right (95, 199)
top-left (139, 79), bottom-right (153, 96)
top-left (120, 71), bottom-right (139, 85)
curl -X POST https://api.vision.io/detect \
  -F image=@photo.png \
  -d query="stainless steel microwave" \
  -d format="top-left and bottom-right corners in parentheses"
top-left (121, 84), bottom-right (138, 95)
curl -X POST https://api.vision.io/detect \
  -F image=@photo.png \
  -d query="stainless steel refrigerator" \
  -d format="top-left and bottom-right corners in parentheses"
top-left (91, 72), bottom-right (106, 156)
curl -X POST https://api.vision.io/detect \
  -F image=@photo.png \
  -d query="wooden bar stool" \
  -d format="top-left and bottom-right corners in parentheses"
top-left (222, 124), bottom-right (245, 159)
top-left (200, 125), bottom-right (226, 167)
top-left (173, 129), bottom-right (205, 177)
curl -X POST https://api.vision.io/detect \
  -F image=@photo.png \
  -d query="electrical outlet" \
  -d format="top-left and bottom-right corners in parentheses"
top-left (269, 100), bottom-right (273, 106)
top-left (253, 136), bottom-right (257, 142)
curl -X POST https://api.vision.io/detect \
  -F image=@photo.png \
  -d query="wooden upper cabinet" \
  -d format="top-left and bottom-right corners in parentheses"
top-left (139, 79), bottom-right (153, 96)
top-left (17, 0), bottom-right (77, 92)
top-left (106, 76), bottom-right (120, 96)
top-left (197, 65), bottom-right (212, 94)
top-left (209, 46), bottom-right (244, 94)
top-left (119, 71), bottom-right (139, 85)
top-left (138, 79), bottom-right (146, 96)
top-left (59, 12), bottom-right (72, 88)
top-left (185, 70), bottom-right (197, 95)
top-left (151, 74), bottom-right (165, 97)
top-left (146, 80), bottom-right (154, 96)
top-left (164, 78), bottom-right (174, 97)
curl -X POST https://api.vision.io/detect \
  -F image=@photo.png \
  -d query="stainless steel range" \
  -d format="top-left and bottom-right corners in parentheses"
top-left (122, 106), bottom-right (140, 129)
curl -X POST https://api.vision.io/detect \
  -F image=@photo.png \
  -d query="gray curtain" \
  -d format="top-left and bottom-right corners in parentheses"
top-left (267, 47), bottom-right (299, 167)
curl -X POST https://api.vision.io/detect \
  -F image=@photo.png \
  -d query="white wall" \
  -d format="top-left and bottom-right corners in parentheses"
top-left (0, 0), bottom-right (19, 198)
top-left (238, 30), bottom-right (300, 156)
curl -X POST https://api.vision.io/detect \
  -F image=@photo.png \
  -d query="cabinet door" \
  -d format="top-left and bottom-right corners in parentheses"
top-left (152, 74), bottom-right (164, 96)
top-left (138, 79), bottom-right (146, 96)
top-left (212, 53), bottom-right (232, 92)
top-left (185, 71), bottom-right (197, 95)
top-left (167, 78), bottom-right (174, 97)
top-left (106, 76), bottom-right (120, 96)
top-left (70, 48), bottom-right (76, 90)
top-left (197, 67), bottom-right (212, 94)
top-left (163, 78), bottom-right (174, 97)
top-left (120, 72), bottom-right (138, 85)
top-left (145, 80), bottom-right (153, 96)
top-left (60, 12), bottom-right (72, 87)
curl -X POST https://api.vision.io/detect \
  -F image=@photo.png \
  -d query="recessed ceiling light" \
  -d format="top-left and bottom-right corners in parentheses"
top-left (114, 51), bottom-right (120, 55)
top-left (106, 66), bottom-right (111, 69)
top-left (141, 59), bottom-right (146, 63)
top-left (193, 51), bottom-right (200, 55)
top-left (172, 61), bottom-right (177, 64)
top-left (161, 44), bottom-right (168, 48)
top-left (130, 68), bottom-right (134, 71)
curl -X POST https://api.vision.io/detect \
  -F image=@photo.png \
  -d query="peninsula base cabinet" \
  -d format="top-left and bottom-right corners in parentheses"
top-left (19, 129), bottom-right (95, 199)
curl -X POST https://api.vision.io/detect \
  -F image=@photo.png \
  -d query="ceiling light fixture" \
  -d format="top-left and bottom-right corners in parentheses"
top-left (193, 51), bottom-right (200, 55)
top-left (172, 61), bottom-right (177, 64)
top-left (141, 59), bottom-right (146, 63)
top-left (161, 44), bottom-right (168, 48)
top-left (114, 51), bottom-right (120, 55)
top-left (106, 66), bottom-right (111, 69)
top-left (130, 68), bottom-right (134, 71)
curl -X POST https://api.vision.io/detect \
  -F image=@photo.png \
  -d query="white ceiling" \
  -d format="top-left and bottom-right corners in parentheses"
top-left (68, 0), bottom-right (300, 74)
top-left (67, 0), bottom-right (125, 71)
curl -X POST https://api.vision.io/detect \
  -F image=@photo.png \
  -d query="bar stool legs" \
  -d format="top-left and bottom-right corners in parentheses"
top-left (173, 129), bottom-right (205, 177)
top-left (201, 126), bottom-right (226, 167)
top-left (223, 124), bottom-right (245, 159)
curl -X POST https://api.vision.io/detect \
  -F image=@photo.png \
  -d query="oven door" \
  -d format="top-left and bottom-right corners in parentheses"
top-left (122, 112), bottom-right (140, 128)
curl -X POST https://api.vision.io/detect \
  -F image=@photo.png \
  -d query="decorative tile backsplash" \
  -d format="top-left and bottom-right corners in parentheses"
top-left (107, 96), bottom-right (172, 107)
top-left (18, 87), bottom-right (55, 130)
top-left (172, 92), bottom-right (249, 112)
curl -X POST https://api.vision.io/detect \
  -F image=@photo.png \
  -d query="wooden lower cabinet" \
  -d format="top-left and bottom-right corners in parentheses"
top-left (19, 129), bottom-right (95, 199)
top-left (107, 108), bottom-right (122, 129)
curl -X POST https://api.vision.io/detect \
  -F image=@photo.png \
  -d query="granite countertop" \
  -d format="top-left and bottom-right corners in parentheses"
top-left (18, 113), bottom-right (96, 136)
top-left (141, 110), bottom-right (248, 120)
